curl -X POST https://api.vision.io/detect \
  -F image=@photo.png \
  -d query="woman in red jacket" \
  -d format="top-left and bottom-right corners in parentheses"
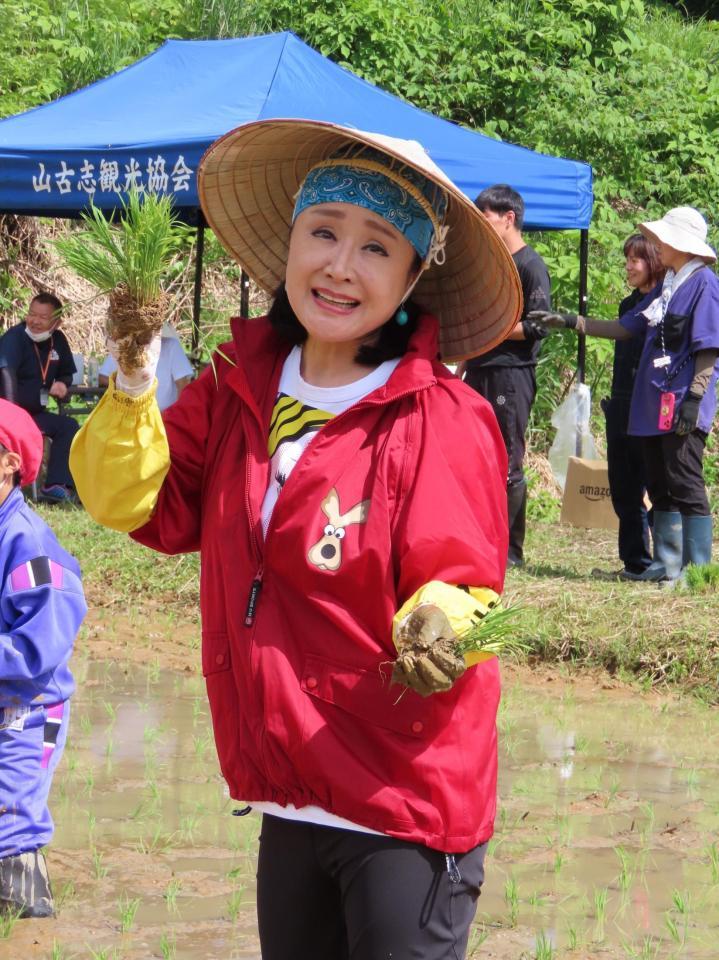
top-left (71, 120), bottom-right (521, 959)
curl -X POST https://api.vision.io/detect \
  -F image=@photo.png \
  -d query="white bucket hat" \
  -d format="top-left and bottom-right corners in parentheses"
top-left (639, 206), bottom-right (716, 263)
top-left (198, 119), bottom-right (523, 361)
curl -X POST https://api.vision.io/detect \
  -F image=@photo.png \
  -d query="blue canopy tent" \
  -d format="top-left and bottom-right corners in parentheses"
top-left (0, 31), bottom-right (593, 365)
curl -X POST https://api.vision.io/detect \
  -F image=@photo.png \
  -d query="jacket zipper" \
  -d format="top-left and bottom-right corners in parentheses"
top-left (244, 565), bottom-right (264, 627)
top-left (242, 381), bottom-right (433, 628)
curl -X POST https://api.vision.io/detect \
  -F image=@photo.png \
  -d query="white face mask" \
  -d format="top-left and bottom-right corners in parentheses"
top-left (25, 326), bottom-right (53, 343)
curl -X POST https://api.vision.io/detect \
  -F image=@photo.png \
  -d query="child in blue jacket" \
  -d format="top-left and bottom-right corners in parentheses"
top-left (0, 398), bottom-right (86, 917)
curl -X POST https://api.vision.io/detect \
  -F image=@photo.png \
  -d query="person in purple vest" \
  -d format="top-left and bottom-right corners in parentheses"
top-left (0, 399), bottom-right (86, 918)
top-left (530, 207), bottom-right (719, 586)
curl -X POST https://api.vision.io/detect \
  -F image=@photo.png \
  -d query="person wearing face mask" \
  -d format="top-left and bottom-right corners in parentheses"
top-left (0, 293), bottom-right (79, 503)
top-left (530, 207), bottom-right (719, 586)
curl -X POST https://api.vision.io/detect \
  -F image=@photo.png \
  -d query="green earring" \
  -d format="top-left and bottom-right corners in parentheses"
top-left (395, 305), bottom-right (409, 326)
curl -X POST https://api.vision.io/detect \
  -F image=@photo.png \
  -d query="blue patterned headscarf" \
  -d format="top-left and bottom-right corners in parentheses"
top-left (292, 147), bottom-right (448, 263)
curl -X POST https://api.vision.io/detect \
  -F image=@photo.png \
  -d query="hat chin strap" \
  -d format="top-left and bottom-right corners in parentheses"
top-left (396, 223), bottom-right (449, 308)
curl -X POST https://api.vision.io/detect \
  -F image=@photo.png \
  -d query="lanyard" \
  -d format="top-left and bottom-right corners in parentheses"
top-left (33, 336), bottom-right (54, 386)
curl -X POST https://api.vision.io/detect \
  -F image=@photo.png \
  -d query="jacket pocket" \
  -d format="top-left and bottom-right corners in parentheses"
top-left (654, 312), bottom-right (690, 352)
top-left (300, 653), bottom-right (434, 739)
top-left (202, 631), bottom-right (232, 677)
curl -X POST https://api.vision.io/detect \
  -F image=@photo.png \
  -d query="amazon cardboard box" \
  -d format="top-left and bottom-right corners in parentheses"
top-left (560, 457), bottom-right (619, 531)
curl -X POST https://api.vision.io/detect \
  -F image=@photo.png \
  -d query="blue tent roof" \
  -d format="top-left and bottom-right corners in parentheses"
top-left (0, 32), bottom-right (593, 229)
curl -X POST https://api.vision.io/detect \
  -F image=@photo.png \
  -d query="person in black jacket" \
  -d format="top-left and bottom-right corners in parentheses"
top-left (602, 234), bottom-right (665, 577)
top-left (0, 293), bottom-right (78, 502)
top-left (457, 185), bottom-right (552, 566)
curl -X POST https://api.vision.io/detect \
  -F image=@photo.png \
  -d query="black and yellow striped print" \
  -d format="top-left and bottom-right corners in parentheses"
top-left (268, 393), bottom-right (334, 457)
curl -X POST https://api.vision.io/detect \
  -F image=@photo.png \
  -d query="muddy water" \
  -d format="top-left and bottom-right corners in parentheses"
top-left (2, 661), bottom-right (717, 959)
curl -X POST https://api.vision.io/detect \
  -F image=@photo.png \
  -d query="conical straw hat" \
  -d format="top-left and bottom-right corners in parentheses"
top-left (198, 119), bottom-right (522, 361)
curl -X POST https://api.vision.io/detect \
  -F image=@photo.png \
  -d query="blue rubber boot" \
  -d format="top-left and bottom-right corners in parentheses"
top-left (621, 510), bottom-right (683, 582)
top-left (682, 515), bottom-right (713, 568)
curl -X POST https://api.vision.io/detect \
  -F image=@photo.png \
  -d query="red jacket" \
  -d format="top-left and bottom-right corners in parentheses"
top-left (133, 314), bottom-right (508, 852)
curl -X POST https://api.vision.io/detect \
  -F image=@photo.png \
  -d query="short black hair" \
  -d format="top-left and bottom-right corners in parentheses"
top-left (0, 443), bottom-right (21, 487)
top-left (474, 184), bottom-right (525, 230)
top-left (32, 292), bottom-right (63, 314)
top-left (266, 281), bottom-right (422, 366)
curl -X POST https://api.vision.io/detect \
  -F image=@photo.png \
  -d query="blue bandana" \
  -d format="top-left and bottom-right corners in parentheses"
top-left (292, 149), bottom-right (448, 262)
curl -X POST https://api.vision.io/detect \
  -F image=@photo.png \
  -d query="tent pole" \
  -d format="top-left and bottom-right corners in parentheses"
top-left (192, 220), bottom-right (205, 357)
top-left (241, 269), bottom-right (250, 317)
top-left (577, 228), bottom-right (589, 384)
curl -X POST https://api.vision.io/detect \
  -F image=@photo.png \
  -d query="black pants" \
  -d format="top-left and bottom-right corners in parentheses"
top-left (464, 366), bottom-right (536, 486)
top-left (641, 430), bottom-right (710, 516)
top-left (256, 815), bottom-right (487, 960)
top-left (31, 411), bottom-right (80, 488)
top-left (603, 399), bottom-right (652, 573)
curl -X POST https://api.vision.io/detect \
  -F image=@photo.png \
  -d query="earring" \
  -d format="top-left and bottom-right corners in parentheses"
top-left (395, 304), bottom-right (409, 326)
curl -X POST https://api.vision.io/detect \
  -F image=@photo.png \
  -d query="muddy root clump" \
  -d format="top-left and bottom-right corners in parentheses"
top-left (391, 604), bottom-right (466, 697)
top-left (107, 285), bottom-right (171, 373)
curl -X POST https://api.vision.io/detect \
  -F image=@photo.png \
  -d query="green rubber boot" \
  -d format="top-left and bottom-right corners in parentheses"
top-left (682, 515), bottom-right (713, 567)
top-left (621, 510), bottom-right (683, 583)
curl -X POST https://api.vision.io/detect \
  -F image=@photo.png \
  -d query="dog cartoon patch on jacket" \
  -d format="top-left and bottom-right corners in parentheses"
top-left (308, 488), bottom-right (370, 572)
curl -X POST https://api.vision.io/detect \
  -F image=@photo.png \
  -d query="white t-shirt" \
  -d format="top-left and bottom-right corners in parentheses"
top-left (260, 346), bottom-right (400, 536)
top-left (100, 336), bottom-right (193, 411)
top-left (253, 345), bottom-right (400, 834)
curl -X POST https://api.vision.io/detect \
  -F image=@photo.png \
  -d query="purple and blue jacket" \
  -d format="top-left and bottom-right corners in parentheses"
top-left (0, 487), bottom-right (85, 713)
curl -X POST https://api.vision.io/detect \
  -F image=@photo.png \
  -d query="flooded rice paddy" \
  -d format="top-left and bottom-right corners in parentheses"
top-left (2, 657), bottom-right (717, 959)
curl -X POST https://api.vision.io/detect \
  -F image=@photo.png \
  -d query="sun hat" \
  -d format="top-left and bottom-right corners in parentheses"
top-left (198, 119), bottom-right (522, 361)
top-left (639, 207), bottom-right (716, 264)
top-left (0, 399), bottom-right (44, 486)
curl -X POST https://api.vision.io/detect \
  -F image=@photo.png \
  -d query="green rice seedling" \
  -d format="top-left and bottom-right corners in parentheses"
top-left (707, 841), bottom-right (719, 884)
top-left (179, 813), bottom-right (201, 844)
top-left (593, 886), bottom-right (608, 942)
top-left (227, 885), bottom-right (246, 922)
top-left (54, 879), bottom-right (76, 910)
top-left (553, 850), bottom-right (565, 874)
top-left (164, 877), bottom-right (182, 913)
top-left (147, 656), bottom-right (162, 685)
top-left (143, 723), bottom-right (162, 745)
top-left (565, 923), bottom-right (579, 950)
top-left (83, 767), bottom-right (95, 797)
top-left (105, 733), bottom-right (115, 758)
top-left (92, 847), bottom-right (108, 879)
top-left (193, 730), bottom-right (213, 759)
top-left (615, 846), bottom-right (633, 895)
top-left (504, 875), bottom-right (519, 928)
top-left (467, 922), bottom-right (489, 955)
top-left (664, 889), bottom-right (690, 951)
top-left (136, 826), bottom-right (177, 855)
top-left (51, 941), bottom-right (68, 960)
top-left (528, 889), bottom-right (547, 909)
top-left (622, 936), bottom-right (660, 959)
top-left (0, 905), bottom-right (22, 939)
top-left (160, 932), bottom-right (176, 959)
top-left (534, 931), bottom-right (554, 959)
top-left (192, 697), bottom-right (204, 726)
top-left (118, 893), bottom-right (141, 933)
top-left (87, 947), bottom-right (121, 960)
top-left (603, 775), bottom-right (621, 808)
top-left (102, 700), bottom-right (117, 724)
top-left (79, 713), bottom-right (92, 734)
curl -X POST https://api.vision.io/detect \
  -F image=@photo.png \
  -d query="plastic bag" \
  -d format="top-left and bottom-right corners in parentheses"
top-left (548, 382), bottom-right (597, 491)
